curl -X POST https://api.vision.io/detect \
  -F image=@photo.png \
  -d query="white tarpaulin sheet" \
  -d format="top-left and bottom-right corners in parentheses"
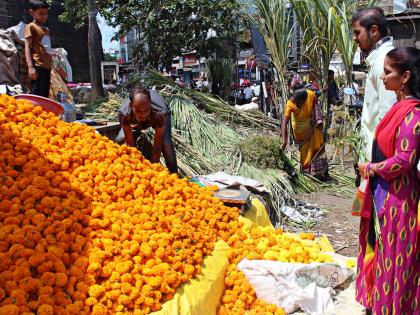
top-left (202, 172), bottom-right (270, 193)
top-left (238, 256), bottom-right (354, 315)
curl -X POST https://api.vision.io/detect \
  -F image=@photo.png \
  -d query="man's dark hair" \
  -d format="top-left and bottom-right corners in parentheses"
top-left (328, 70), bottom-right (335, 76)
top-left (29, 0), bottom-right (49, 10)
top-left (129, 84), bottom-right (151, 102)
top-left (293, 88), bottom-right (308, 104)
top-left (351, 7), bottom-right (388, 38)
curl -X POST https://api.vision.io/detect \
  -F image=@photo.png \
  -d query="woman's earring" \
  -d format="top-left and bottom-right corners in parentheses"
top-left (397, 83), bottom-right (405, 98)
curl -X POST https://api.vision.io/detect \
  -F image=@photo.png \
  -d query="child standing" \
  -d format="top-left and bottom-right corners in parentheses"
top-left (24, 0), bottom-right (52, 97)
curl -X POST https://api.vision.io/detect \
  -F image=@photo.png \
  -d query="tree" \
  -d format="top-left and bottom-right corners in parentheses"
top-left (52, 0), bottom-right (105, 101)
top-left (87, 0), bottom-right (105, 100)
top-left (100, 0), bottom-right (240, 69)
top-left (56, 0), bottom-right (240, 86)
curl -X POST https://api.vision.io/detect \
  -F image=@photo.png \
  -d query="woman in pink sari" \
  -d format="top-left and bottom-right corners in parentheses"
top-left (356, 47), bottom-right (420, 314)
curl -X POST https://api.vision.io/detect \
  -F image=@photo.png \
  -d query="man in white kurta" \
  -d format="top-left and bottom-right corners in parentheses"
top-left (352, 8), bottom-right (397, 162)
top-left (361, 38), bottom-right (396, 161)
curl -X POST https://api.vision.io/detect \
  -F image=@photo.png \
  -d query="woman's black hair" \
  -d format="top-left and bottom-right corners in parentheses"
top-left (293, 88), bottom-right (308, 104)
top-left (386, 47), bottom-right (420, 98)
top-left (29, 0), bottom-right (49, 10)
top-left (129, 84), bottom-right (151, 102)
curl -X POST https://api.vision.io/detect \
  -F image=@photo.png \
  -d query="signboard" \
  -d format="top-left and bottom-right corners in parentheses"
top-left (184, 54), bottom-right (197, 66)
top-left (239, 49), bottom-right (254, 59)
top-left (300, 64), bottom-right (310, 71)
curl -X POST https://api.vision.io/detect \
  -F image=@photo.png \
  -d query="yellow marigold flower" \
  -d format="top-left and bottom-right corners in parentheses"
top-left (92, 303), bottom-right (107, 315)
top-left (88, 284), bottom-right (105, 299)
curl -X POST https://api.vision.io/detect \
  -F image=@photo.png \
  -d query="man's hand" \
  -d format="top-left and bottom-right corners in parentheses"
top-left (152, 127), bottom-right (165, 164)
top-left (28, 67), bottom-right (37, 80)
top-left (281, 142), bottom-right (287, 151)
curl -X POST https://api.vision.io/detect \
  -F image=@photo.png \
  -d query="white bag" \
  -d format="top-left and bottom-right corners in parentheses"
top-left (238, 257), bottom-right (354, 315)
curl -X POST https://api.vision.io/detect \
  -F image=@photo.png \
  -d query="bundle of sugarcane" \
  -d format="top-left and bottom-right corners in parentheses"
top-left (120, 70), bottom-right (352, 220)
top-left (83, 93), bottom-right (124, 121)
top-left (127, 69), bottom-right (280, 133)
top-left (166, 95), bottom-right (303, 223)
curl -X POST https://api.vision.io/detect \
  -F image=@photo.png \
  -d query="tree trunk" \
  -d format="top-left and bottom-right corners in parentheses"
top-left (87, 0), bottom-right (105, 101)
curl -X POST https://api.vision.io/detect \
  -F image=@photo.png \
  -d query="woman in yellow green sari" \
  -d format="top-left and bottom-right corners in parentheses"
top-left (281, 88), bottom-right (329, 180)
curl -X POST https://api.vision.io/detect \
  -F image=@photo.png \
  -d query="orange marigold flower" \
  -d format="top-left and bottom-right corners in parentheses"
top-left (37, 304), bottom-right (53, 315)
top-left (0, 304), bottom-right (19, 315)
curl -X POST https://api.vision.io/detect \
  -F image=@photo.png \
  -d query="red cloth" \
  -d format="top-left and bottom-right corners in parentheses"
top-left (375, 98), bottom-right (419, 158)
top-left (361, 98), bottom-right (419, 219)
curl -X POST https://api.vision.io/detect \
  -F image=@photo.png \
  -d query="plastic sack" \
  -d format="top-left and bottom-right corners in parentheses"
top-left (7, 21), bottom-right (26, 44)
top-left (52, 48), bottom-right (73, 82)
top-left (238, 257), bottom-right (354, 315)
top-left (0, 30), bottom-right (20, 86)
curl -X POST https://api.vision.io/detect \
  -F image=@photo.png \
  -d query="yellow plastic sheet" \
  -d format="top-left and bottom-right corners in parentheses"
top-left (239, 198), bottom-right (274, 232)
top-left (153, 199), bottom-right (336, 315)
top-left (153, 240), bottom-right (230, 315)
top-left (318, 236), bottom-right (335, 253)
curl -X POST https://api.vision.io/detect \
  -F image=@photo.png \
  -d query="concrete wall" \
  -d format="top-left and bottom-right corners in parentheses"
top-left (0, 0), bottom-right (90, 82)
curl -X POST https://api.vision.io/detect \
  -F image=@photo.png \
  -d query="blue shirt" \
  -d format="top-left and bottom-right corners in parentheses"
top-left (244, 87), bottom-right (253, 100)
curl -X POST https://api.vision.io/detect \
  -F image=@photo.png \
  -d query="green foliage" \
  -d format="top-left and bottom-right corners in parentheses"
top-left (51, 0), bottom-right (89, 29)
top-left (103, 53), bottom-right (117, 61)
top-left (240, 136), bottom-right (283, 169)
top-left (328, 106), bottom-right (367, 163)
top-left (288, 0), bottom-right (378, 93)
top-left (56, 0), bottom-right (241, 68)
top-left (205, 59), bottom-right (234, 99)
top-left (248, 0), bottom-right (294, 110)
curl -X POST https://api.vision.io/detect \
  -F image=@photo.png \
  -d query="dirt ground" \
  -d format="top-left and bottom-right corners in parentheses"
top-left (295, 192), bottom-right (360, 257)
top-left (292, 191), bottom-right (365, 315)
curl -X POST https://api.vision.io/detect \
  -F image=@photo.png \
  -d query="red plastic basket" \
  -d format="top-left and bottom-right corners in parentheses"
top-left (14, 94), bottom-right (64, 117)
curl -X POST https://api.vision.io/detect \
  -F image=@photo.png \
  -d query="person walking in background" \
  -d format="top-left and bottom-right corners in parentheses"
top-left (281, 87), bottom-right (329, 181)
top-left (324, 70), bottom-right (339, 129)
top-left (356, 47), bottom-right (420, 315)
top-left (352, 7), bottom-right (397, 162)
top-left (25, 0), bottom-right (53, 98)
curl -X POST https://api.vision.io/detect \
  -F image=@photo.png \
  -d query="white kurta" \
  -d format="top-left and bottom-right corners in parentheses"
top-left (361, 39), bottom-right (397, 162)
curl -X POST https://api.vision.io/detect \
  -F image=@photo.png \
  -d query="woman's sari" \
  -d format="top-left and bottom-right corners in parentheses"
top-left (356, 98), bottom-right (420, 314)
top-left (284, 89), bottom-right (328, 178)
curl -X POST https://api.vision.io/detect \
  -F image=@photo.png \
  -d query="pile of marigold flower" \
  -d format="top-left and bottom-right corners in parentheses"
top-left (217, 226), bottom-right (334, 315)
top-left (0, 95), bottom-right (241, 315)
